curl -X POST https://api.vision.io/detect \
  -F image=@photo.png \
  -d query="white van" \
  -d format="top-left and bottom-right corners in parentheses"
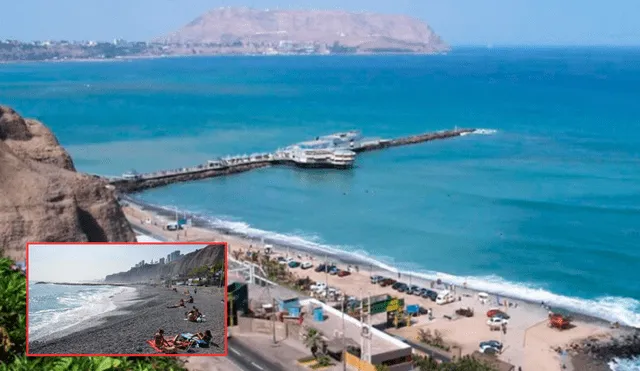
top-left (435, 290), bottom-right (456, 305)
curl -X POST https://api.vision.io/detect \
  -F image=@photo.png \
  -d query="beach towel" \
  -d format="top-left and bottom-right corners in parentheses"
top-left (146, 338), bottom-right (175, 353)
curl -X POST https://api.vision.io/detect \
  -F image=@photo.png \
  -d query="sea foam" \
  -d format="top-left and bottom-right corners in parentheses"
top-left (142, 200), bottom-right (640, 328)
top-left (29, 285), bottom-right (136, 342)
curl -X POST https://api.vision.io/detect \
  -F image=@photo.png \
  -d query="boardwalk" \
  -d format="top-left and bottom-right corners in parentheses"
top-left (109, 128), bottom-right (475, 193)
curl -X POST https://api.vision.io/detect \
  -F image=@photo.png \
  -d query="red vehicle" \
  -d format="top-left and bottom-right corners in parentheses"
top-left (486, 309), bottom-right (508, 318)
top-left (337, 270), bottom-right (351, 277)
top-left (549, 313), bottom-right (572, 330)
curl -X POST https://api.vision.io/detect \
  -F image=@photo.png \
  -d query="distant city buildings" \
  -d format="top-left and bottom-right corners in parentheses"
top-left (166, 250), bottom-right (181, 263)
top-left (159, 257), bottom-right (165, 265)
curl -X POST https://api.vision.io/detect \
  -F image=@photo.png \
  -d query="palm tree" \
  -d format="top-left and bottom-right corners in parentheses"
top-left (303, 327), bottom-right (323, 358)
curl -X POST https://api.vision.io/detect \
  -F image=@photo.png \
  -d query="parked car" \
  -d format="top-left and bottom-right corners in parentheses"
top-left (420, 289), bottom-right (438, 301)
top-left (380, 278), bottom-right (396, 287)
top-left (479, 340), bottom-right (503, 351)
top-left (288, 261), bottom-right (300, 268)
top-left (314, 264), bottom-right (326, 272)
top-left (418, 306), bottom-right (430, 315)
top-left (301, 262), bottom-right (313, 270)
top-left (479, 345), bottom-right (499, 355)
top-left (310, 282), bottom-right (327, 291)
top-left (338, 270), bottom-right (351, 277)
top-left (396, 283), bottom-right (409, 293)
top-left (391, 282), bottom-right (405, 291)
top-left (486, 309), bottom-right (509, 319)
top-left (487, 317), bottom-right (509, 326)
top-left (492, 312), bottom-right (510, 320)
top-left (408, 285), bottom-right (421, 295)
top-left (329, 267), bottom-right (339, 275)
top-left (277, 257), bottom-right (287, 265)
top-left (370, 275), bottom-right (384, 284)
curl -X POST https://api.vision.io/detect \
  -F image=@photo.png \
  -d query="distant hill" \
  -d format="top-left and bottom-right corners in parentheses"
top-left (156, 7), bottom-right (448, 54)
top-left (104, 244), bottom-right (225, 283)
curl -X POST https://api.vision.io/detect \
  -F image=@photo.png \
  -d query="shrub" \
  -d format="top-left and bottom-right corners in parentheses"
top-left (0, 257), bottom-right (187, 371)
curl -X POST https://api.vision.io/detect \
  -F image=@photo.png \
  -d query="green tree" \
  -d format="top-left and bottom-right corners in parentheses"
top-left (0, 257), bottom-right (187, 370)
top-left (303, 327), bottom-right (324, 358)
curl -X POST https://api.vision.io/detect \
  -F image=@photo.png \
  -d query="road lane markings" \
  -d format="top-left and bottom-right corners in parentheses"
top-left (251, 362), bottom-right (264, 370)
top-left (230, 346), bottom-right (242, 355)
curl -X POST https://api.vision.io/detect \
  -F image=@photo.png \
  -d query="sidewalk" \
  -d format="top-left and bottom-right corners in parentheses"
top-left (181, 356), bottom-right (244, 371)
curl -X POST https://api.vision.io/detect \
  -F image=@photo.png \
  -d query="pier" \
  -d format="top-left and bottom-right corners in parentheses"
top-left (108, 128), bottom-right (475, 193)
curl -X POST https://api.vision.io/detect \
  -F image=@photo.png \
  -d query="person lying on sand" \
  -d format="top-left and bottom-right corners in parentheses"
top-left (154, 329), bottom-right (177, 353)
top-left (167, 299), bottom-right (185, 308)
top-left (193, 330), bottom-right (213, 343)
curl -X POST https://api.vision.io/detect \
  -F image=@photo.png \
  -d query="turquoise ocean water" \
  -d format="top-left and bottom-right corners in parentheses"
top-left (2, 48), bottom-right (639, 331)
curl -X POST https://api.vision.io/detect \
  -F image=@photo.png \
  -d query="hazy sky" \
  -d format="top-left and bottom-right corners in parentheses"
top-left (28, 243), bottom-right (209, 282)
top-left (1, 0), bottom-right (638, 46)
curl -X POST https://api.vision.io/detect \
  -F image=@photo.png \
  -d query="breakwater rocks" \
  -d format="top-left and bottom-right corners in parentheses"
top-left (110, 128), bottom-right (475, 194)
top-left (570, 330), bottom-right (640, 371)
top-left (353, 128), bottom-right (475, 153)
top-left (111, 161), bottom-right (271, 193)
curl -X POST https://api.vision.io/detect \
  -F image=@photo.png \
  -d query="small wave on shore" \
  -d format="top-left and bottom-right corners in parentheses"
top-left (129, 198), bottom-right (640, 328)
top-left (610, 356), bottom-right (640, 371)
top-left (28, 284), bottom-right (137, 342)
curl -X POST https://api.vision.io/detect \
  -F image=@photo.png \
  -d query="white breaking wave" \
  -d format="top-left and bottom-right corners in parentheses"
top-left (143, 200), bottom-right (640, 328)
top-left (472, 128), bottom-right (498, 135)
top-left (29, 286), bottom-right (137, 341)
top-left (610, 357), bottom-right (640, 371)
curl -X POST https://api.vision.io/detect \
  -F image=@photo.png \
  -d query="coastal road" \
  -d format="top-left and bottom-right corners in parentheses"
top-left (228, 337), bottom-right (286, 371)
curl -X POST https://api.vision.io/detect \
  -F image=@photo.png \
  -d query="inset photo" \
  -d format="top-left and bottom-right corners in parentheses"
top-left (26, 242), bottom-right (227, 356)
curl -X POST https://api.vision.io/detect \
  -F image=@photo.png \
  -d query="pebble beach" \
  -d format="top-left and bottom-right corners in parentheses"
top-left (28, 285), bottom-right (225, 355)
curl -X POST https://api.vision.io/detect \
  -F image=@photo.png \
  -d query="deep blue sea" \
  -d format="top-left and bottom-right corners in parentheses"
top-left (28, 283), bottom-right (136, 341)
top-left (3, 48), bottom-right (640, 331)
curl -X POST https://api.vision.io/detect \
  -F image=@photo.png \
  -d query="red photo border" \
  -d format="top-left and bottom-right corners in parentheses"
top-left (25, 241), bottom-right (229, 358)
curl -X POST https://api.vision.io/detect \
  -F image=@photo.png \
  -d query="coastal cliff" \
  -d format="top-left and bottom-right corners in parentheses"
top-left (158, 7), bottom-right (449, 54)
top-left (0, 106), bottom-right (136, 261)
top-left (104, 244), bottom-right (225, 283)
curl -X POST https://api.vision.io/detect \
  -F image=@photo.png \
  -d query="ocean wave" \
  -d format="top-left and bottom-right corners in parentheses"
top-left (29, 286), bottom-right (136, 341)
top-left (134, 199), bottom-right (640, 328)
top-left (460, 128), bottom-right (498, 136)
top-left (610, 356), bottom-right (640, 371)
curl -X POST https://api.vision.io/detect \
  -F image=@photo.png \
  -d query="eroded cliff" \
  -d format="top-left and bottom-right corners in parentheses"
top-left (104, 244), bottom-right (225, 283)
top-left (0, 106), bottom-right (136, 261)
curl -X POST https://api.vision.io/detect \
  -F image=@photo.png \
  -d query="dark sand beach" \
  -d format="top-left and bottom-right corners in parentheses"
top-left (28, 285), bottom-right (225, 355)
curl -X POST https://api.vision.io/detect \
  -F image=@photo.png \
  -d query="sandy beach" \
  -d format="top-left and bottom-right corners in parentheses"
top-left (28, 284), bottom-right (225, 355)
top-left (122, 201), bottom-right (621, 370)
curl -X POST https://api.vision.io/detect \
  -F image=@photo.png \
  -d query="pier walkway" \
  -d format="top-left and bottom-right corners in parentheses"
top-left (108, 128), bottom-right (475, 193)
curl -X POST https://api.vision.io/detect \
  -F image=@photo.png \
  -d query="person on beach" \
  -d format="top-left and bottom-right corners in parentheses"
top-left (167, 298), bottom-right (185, 308)
top-left (194, 287), bottom-right (197, 295)
top-left (187, 295), bottom-right (194, 303)
top-left (192, 330), bottom-right (213, 343)
top-left (155, 329), bottom-right (177, 353)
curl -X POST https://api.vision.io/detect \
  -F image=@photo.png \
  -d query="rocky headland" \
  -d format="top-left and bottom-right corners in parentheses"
top-left (0, 106), bottom-right (136, 261)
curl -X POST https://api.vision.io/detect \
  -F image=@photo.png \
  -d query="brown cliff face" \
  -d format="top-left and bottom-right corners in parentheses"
top-left (104, 244), bottom-right (225, 283)
top-left (0, 106), bottom-right (136, 261)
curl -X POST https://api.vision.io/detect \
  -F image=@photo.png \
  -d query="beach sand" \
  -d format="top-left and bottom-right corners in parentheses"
top-left (122, 203), bottom-right (618, 370)
top-left (28, 284), bottom-right (226, 355)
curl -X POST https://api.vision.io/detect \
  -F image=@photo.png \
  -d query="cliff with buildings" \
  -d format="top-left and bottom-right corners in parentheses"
top-left (0, 106), bottom-right (136, 261)
top-left (104, 244), bottom-right (225, 283)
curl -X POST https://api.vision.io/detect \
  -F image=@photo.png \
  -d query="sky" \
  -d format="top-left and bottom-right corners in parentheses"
top-left (28, 243), bottom-right (210, 282)
top-left (0, 0), bottom-right (639, 46)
